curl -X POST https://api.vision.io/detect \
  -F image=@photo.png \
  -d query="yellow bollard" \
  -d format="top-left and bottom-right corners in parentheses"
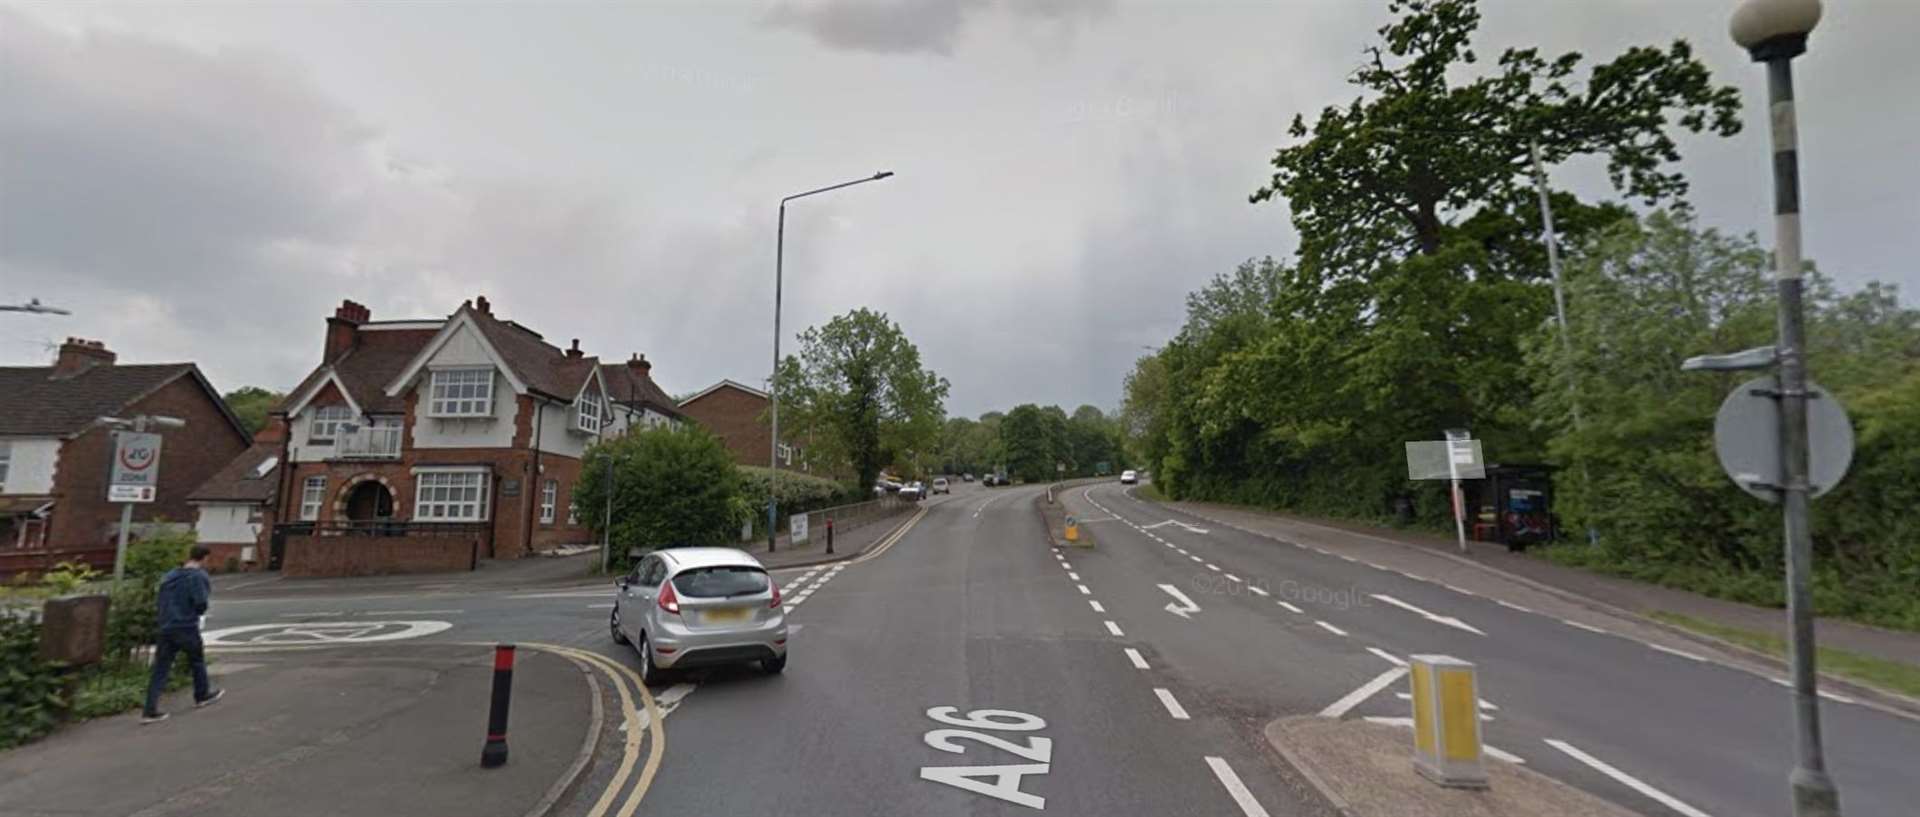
top-left (1409, 654), bottom-right (1487, 789)
top-left (1064, 515), bottom-right (1080, 542)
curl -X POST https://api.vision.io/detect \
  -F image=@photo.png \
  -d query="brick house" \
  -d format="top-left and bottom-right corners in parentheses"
top-left (0, 339), bottom-right (251, 576)
top-left (225, 297), bottom-right (682, 576)
top-left (677, 379), bottom-right (810, 472)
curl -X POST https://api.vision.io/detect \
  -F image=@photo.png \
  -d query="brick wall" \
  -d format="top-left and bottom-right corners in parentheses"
top-left (280, 533), bottom-right (478, 577)
top-left (46, 375), bottom-right (249, 559)
top-left (530, 454), bottom-right (590, 549)
top-left (679, 386), bottom-right (772, 467)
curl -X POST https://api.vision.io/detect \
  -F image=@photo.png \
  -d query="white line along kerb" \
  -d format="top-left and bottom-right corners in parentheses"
top-left (1544, 739), bottom-right (1713, 817)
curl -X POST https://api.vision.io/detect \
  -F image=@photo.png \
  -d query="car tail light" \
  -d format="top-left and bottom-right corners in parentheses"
top-left (657, 581), bottom-right (681, 615)
top-left (768, 580), bottom-right (782, 609)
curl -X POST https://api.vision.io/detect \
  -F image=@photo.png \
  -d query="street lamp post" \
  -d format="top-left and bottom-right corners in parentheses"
top-left (769, 171), bottom-right (895, 551)
top-left (1730, 2), bottom-right (1838, 815)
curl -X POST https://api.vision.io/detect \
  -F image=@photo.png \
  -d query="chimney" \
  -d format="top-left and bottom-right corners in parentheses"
top-left (324, 299), bottom-right (370, 361)
top-left (627, 353), bottom-right (652, 378)
top-left (474, 295), bottom-right (492, 316)
top-left (566, 339), bottom-right (584, 359)
top-left (50, 338), bottom-right (116, 379)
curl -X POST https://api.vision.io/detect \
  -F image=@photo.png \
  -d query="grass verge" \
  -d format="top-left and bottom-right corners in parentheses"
top-left (1649, 610), bottom-right (1920, 700)
top-left (1130, 483), bottom-right (1168, 502)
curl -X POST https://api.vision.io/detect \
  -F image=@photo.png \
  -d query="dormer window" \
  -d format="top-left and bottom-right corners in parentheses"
top-left (309, 405), bottom-right (354, 442)
top-left (575, 390), bottom-right (605, 434)
top-left (429, 368), bottom-right (494, 417)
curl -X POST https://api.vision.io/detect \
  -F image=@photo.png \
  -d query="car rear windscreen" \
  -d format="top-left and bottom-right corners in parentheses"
top-left (671, 566), bottom-right (770, 598)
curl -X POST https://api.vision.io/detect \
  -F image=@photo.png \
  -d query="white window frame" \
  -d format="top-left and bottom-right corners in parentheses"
top-left (574, 391), bottom-right (604, 435)
top-left (428, 368), bottom-right (496, 418)
top-left (0, 440), bottom-right (10, 489)
top-left (540, 479), bottom-right (557, 524)
top-left (300, 476), bottom-right (326, 521)
top-left (309, 405), bottom-right (354, 442)
top-left (413, 469), bottom-right (490, 522)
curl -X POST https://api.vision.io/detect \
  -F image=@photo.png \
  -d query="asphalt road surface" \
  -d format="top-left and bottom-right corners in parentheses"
top-left (202, 480), bottom-right (1920, 817)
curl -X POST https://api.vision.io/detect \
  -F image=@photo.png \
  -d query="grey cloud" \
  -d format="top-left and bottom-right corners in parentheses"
top-left (764, 0), bottom-right (1113, 56)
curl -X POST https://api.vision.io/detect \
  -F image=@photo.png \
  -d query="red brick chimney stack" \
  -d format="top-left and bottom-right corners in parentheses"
top-left (324, 299), bottom-right (371, 362)
top-left (50, 338), bottom-right (116, 379)
top-left (566, 339), bottom-right (584, 359)
top-left (627, 353), bottom-right (651, 378)
top-left (474, 295), bottom-right (492, 316)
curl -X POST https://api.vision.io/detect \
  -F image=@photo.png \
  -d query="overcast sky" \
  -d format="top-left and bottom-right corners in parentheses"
top-left (4, 0), bottom-right (1915, 418)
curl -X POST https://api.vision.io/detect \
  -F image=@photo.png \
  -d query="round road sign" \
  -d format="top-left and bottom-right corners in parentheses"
top-left (1713, 376), bottom-right (1854, 503)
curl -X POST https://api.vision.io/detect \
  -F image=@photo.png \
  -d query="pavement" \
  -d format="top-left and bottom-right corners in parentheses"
top-left (0, 644), bottom-right (594, 817)
top-left (18, 477), bottom-right (1919, 817)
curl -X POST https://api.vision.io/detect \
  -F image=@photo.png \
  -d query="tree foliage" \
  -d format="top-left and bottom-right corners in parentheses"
top-left (574, 425), bottom-right (746, 568)
top-left (774, 308), bottom-right (949, 491)
top-left (222, 386), bottom-right (282, 436)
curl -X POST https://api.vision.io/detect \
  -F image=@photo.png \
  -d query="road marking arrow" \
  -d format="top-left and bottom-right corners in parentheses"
top-left (1369, 593), bottom-right (1486, 636)
top-left (1142, 520), bottom-right (1211, 535)
top-left (1158, 584), bottom-right (1201, 619)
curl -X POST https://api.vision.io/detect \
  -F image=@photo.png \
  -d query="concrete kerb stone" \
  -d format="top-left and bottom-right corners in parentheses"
top-left (1165, 499), bottom-right (1920, 721)
top-left (523, 657), bottom-right (604, 817)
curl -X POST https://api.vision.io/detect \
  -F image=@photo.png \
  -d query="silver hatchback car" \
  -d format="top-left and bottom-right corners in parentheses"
top-left (611, 547), bottom-right (788, 684)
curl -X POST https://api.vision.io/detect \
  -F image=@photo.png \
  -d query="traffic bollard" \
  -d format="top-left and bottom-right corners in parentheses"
top-left (826, 518), bottom-right (835, 554)
top-left (1408, 654), bottom-right (1486, 788)
top-left (480, 644), bottom-right (516, 768)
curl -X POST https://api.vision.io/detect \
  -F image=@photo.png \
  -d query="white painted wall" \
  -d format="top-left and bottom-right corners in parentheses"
top-left (536, 400), bottom-right (593, 458)
top-left (433, 325), bottom-right (494, 367)
top-left (0, 438), bottom-right (62, 494)
top-left (193, 503), bottom-right (260, 544)
top-left (410, 324), bottom-right (519, 449)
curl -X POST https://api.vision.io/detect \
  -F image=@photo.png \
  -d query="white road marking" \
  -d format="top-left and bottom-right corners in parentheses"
top-left (1158, 584), bottom-right (1202, 619)
top-left (1205, 756), bottom-right (1273, 817)
top-left (1061, 562), bottom-right (1073, 569)
top-left (1278, 601), bottom-right (1304, 614)
top-left (1104, 620), bottom-right (1125, 637)
top-left (1189, 555), bottom-right (1204, 563)
top-left (1494, 599), bottom-right (1533, 613)
top-left (1362, 716), bottom-right (1414, 727)
top-left (1314, 620), bottom-right (1348, 637)
top-left (1319, 667), bottom-right (1408, 718)
top-left (1205, 563), bottom-right (1221, 572)
top-left (1367, 647), bottom-right (1406, 667)
top-left (1544, 739), bottom-right (1714, 817)
top-left (362, 609), bottom-right (464, 615)
top-left (1338, 555), bottom-right (1357, 562)
top-left (1077, 584), bottom-right (1091, 595)
top-left (1124, 648), bottom-right (1149, 669)
top-left (1248, 586), bottom-right (1270, 597)
top-left (1068, 572), bottom-right (1080, 581)
top-left (1484, 745), bottom-right (1527, 765)
top-left (1176, 548), bottom-right (1189, 555)
top-left (1223, 574), bottom-right (1241, 582)
top-left (1773, 679), bottom-right (1858, 704)
top-left (1152, 688), bottom-right (1191, 720)
top-left (1369, 593), bottom-right (1486, 636)
top-left (1562, 619), bottom-right (1608, 634)
top-left (1649, 643), bottom-right (1707, 662)
top-left (1442, 583), bottom-right (1475, 595)
top-left (1089, 600), bottom-right (1106, 613)
top-left (586, 603), bottom-right (614, 609)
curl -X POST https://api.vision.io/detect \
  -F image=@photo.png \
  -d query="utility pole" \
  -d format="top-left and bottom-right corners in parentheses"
top-left (1530, 141), bottom-right (1599, 544)
top-left (600, 453), bottom-right (614, 575)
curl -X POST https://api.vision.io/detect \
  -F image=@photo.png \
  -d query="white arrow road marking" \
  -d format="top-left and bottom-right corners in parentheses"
top-left (1158, 584), bottom-right (1201, 619)
top-left (1141, 519), bottom-right (1211, 535)
top-left (1320, 666), bottom-right (1408, 718)
top-left (1545, 739), bottom-right (1714, 817)
top-left (623, 682), bottom-right (698, 732)
top-left (1369, 594), bottom-right (1486, 636)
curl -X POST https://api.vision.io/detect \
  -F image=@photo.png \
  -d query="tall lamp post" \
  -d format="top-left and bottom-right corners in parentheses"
top-left (1730, 1), bottom-right (1838, 815)
top-left (769, 171), bottom-right (895, 550)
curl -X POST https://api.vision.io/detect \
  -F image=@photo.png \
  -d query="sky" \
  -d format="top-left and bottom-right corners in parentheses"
top-left (3, 0), bottom-right (1915, 418)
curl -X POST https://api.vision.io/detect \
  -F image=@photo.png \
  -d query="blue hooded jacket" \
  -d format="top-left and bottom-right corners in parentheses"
top-left (155, 566), bottom-right (211, 632)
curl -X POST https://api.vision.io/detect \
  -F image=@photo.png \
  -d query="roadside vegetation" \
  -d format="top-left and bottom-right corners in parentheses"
top-left (1119, 0), bottom-right (1920, 630)
top-left (1649, 612), bottom-right (1920, 700)
top-left (574, 424), bottom-right (747, 572)
top-left (773, 308), bottom-right (950, 491)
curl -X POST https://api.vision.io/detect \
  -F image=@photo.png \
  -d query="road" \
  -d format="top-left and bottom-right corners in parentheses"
top-left (198, 480), bottom-right (1920, 817)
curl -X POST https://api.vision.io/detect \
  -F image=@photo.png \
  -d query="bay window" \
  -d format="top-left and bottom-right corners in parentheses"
top-left (429, 368), bottom-right (495, 418)
top-left (414, 470), bottom-right (489, 521)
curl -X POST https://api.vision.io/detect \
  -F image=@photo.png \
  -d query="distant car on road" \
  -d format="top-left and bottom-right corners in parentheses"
top-left (612, 547), bottom-right (785, 685)
top-left (962, 473), bottom-right (974, 482)
top-left (932, 477), bottom-right (950, 494)
top-left (1120, 469), bottom-right (1138, 485)
top-left (901, 482), bottom-right (924, 501)
top-left (981, 473), bottom-right (998, 486)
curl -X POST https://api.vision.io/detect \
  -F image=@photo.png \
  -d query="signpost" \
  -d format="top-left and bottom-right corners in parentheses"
top-left (97, 416), bottom-right (181, 586)
top-left (1405, 431), bottom-right (1485, 554)
top-left (790, 512), bottom-right (810, 545)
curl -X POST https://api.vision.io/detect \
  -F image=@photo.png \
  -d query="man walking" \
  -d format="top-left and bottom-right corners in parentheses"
top-left (141, 545), bottom-right (224, 724)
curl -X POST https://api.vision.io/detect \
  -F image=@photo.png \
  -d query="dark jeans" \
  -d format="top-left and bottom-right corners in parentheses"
top-left (144, 628), bottom-right (211, 716)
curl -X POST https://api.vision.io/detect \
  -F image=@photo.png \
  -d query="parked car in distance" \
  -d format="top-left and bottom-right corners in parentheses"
top-left (1120, 469), bottom-right (1138, 485)
top-left (932, 477), bottom-right (950, 494)
top-left (981, 473), bottom-right (997, 486)
top-left (612, 547), bottom-right (786, 685)
top-left (962, 473), bottom-right (974, 482)
top-left (901, 482), bottom-right (924, 501)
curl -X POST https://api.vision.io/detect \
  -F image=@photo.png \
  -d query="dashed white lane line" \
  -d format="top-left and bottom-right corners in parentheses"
top-left (1205, 563), bottom-right (1222, 572)
top-left (1443, 583), bottom-right (1476, 596)
top-left (1204, 757), bottom-right (1273, 817)
top-left (1124, 648), bottom-right (1150, 670)
top-left (1222, 573), bottom-right (1241, 582)
top-left (1077, 584), bottom-right (1091, 595)
top-left (1769, 678), bottom-right (1859, 704)
top-left (1494, 599), bottom-right (1533, 613)
top-left (586, 603), bottom-right (614, 609)
top-left (1367, 647), bottom-right (1406, 667)
top-left (1089, 600), bottom-right (1106, 613)
top-left (1562, 619), bottom-right (1608, 634)
top-left (1649, 643), bottom-right (1707, 662)
top-left (1315, 620), bottom-right (1348, 637)
top-left (1068, 572), bottom-right (1080, 581)
top-left (1061, 562), bottom-right (1074, 569)
top-left (1248, 586), bottom-right (1270, 597)
top-left (1278, 601), bottom-right (1304, 614)
top-left (1152, 688), bottom-right (1191, 720)
top-left (1544, 739), bottom-right (1714, 817)
top-left (1104, 620), bottom-right (1125, 637)
top-left (1189, 555), bottom-right (1204, 563)
top-left (1319, 666), bottom-right (1408, 718)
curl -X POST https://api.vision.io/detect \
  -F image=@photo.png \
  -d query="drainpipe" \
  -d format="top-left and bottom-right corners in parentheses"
top-left (524, 396), bottom-right (544, 557)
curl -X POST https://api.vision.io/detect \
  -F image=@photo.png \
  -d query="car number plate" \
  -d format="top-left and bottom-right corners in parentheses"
top-left (704, 608), bottom-right (750, 624)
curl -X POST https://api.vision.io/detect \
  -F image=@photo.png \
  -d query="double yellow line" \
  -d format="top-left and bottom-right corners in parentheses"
top-left (530, 643), bottom-right (667, 817)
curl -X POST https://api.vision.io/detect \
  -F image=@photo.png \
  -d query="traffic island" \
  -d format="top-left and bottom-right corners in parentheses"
top-left (1036, 490), bottom-right (1094, 549)
top-left (1265, 716), bottom-right (1635, 817)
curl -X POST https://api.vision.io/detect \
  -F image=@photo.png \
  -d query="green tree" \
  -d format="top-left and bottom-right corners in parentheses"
top-left (574, 425), bottom-right (745, 569)
top-left (999, 404), bottom-right (1055, 483)
top-left (774, 308), bottom-right (950, 493)
top-left (221, 386), bottom-right (282, 436)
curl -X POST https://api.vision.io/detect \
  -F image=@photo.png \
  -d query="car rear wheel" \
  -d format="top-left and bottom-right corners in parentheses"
top-left (636, 633), bottom-right (667, 686)
top-left (762, 654), bottom-right (787, 674)
top-left (610, 607), bottom-right (629, 645)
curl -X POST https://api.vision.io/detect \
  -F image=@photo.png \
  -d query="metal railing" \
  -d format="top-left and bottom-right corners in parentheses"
top-left (335, 425), bottom-right (403, 459)
top-left (275, 520), bottom-right (487, 538)
top-left (796, 494), bottom-right (910, 539)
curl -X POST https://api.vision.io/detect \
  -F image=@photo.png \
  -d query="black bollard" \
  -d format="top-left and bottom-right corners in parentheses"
top-left (480, 644), bottom-right (516, 768)
top-left (826, 518), bottom-right (835, 554)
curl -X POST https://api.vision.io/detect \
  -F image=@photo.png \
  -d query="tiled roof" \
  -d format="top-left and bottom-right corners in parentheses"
top-left (602, 362), bottom-right (686, 420)
top-left (278, 325), bottom-right (441, 415)
top-left (187, 441), bottom-right (281, 503)
top-left (469, 311), bottom-right (598, 399)
top-left (0, 364), bottom-right (196, 436)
